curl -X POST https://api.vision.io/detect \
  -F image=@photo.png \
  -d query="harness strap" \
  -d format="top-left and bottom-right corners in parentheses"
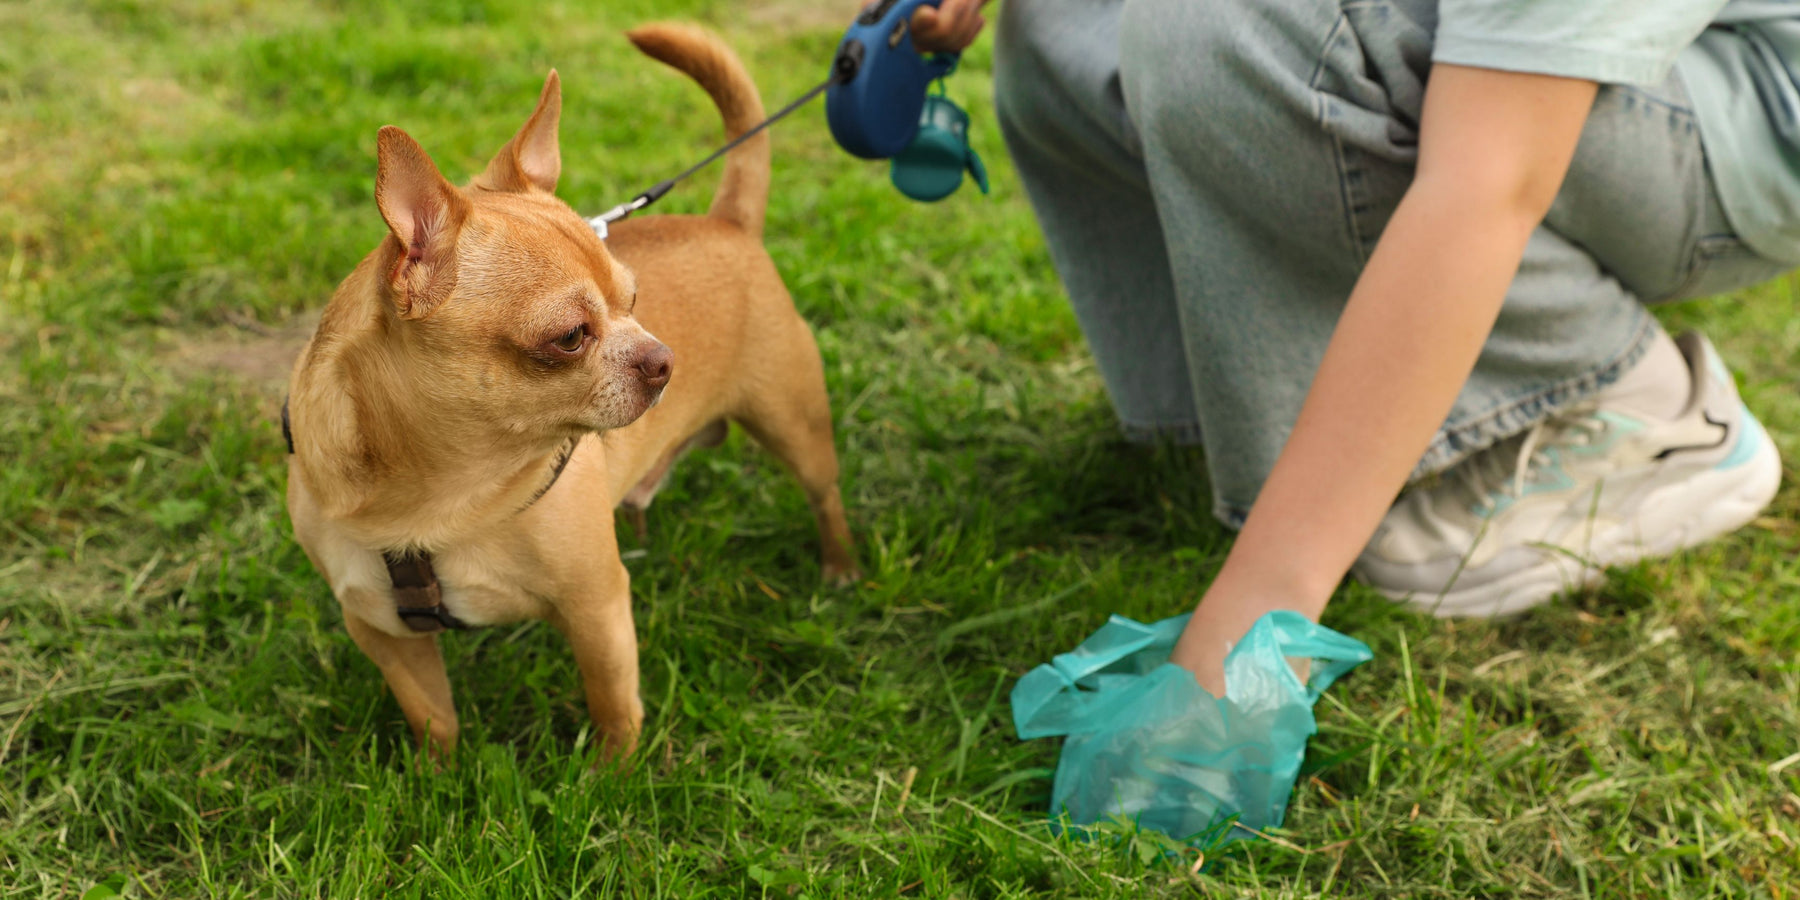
top-left (382, 550), bottom-right (467, 633)
top-left (281, 395), bottom-right (576, 632)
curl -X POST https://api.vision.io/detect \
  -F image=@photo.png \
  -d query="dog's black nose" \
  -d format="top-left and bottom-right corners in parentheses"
top-left (633, 344), bottom-right (673, 388)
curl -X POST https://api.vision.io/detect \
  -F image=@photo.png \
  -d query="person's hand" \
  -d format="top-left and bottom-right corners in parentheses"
top-left (910, 0), bottom-right (991, 54)
top-left (1167, 589), bottom-right (1304, 697)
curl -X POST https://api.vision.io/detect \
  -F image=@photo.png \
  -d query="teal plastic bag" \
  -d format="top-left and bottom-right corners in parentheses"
top-left (1011, 611), bottom-right (1372, 845)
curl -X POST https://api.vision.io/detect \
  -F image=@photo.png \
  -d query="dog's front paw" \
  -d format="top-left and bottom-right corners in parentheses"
top-left (589, 697), bottom-right (644, 769)
top-left (822, 561), bottom-right (863, 589)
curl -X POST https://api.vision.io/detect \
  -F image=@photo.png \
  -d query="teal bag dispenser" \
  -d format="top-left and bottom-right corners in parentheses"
top-left (890, 94), bottom-right (989, 202)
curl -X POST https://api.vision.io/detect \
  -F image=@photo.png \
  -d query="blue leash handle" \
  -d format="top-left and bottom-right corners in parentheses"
top-left (827, 0), bottom-right (960, 159)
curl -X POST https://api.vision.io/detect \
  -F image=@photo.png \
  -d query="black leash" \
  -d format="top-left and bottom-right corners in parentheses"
top-left (590, 68), bottom-right (846, 229)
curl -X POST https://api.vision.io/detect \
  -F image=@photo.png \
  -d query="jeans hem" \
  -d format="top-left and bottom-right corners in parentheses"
top-left (1213, 501), bottom-right (1250, 531)
top-left (1207, 310), bottom-right (1658, 531)
top-left (1412, 311), bottom-right (1658, 479)
top-left (1119, 420), bottom-right (1205, 446)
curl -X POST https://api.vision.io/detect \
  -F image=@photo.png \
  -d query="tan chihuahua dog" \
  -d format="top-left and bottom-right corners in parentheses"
top-left (284, 24), bottom-right (857, 761)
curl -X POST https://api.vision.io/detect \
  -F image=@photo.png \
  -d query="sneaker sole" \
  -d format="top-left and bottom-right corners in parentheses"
top-left (1384, 408), bottom-right (1782, 619)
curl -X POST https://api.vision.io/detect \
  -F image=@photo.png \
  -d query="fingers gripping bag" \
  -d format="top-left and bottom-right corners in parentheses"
top-left (1011, 611), bottom-right (1372, 844)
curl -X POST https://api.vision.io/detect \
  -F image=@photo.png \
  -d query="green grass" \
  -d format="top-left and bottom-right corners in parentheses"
top-left (4, 1), bottom-right (1799, 896)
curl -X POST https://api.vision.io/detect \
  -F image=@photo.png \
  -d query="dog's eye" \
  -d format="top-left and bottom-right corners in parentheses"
top-left (552, 326), bottom-right (585, 353)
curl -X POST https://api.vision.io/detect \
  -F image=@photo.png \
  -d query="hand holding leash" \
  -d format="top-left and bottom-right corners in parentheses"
top-left (827, 0), bottom-right (989, 199)
top-left (908, 0), bottom-right (991, 54)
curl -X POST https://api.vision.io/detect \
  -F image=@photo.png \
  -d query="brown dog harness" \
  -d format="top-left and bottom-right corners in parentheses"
top-left (380, 548), bottom-right (464, 632)
top-left (282, 398), bottom-right (577, 633)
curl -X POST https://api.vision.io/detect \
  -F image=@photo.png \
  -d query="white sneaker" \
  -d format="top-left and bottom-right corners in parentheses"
top-left (1354, 332), bottom-right (1781, 618)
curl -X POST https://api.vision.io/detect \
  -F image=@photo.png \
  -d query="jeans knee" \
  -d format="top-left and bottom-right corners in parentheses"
top-left (993, 0), bottom-right (1088, 139)
top-left (1117, 0), bottom-right (1260, 134)
top-left (1119, 0), bottom-right (1338, 137)
top-left (1119, 0), bottom-right (1247, 61)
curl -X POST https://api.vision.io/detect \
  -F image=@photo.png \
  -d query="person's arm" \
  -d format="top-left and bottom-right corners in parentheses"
top-left (1168, 65), bottom-right (1601, 693)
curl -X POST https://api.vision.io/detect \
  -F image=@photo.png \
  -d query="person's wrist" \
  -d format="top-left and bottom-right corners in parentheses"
top-left (1169, 569), bottom-right (1325, 694)
top-left (1213, 531), bottom-right (1342, 615)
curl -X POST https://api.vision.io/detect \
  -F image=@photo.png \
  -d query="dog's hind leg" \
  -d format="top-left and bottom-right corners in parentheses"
top-left (734, 324), bottom-right (859, 585)
top-left (619, 420), bottom-right (729, 541)
top-left (344, 613), bottom-right (459, 760)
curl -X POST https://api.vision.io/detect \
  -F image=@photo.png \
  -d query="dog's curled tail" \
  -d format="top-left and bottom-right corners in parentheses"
top-left (626, 23), bottom-right (769, 238)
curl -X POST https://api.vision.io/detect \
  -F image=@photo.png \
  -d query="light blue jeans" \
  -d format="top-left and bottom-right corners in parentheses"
top-left (993, 0), bottom-right (1791, 525)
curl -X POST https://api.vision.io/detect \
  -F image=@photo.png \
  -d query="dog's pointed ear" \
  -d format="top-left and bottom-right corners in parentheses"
top-left (375, 125), bottom-right (470, 320)
top-left (475, 70), bottom-right (562, 194)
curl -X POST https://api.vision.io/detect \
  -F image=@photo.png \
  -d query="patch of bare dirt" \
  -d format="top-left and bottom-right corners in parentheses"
top-left (743, 0), bottom-right (849, 32)
top-left (172, 311), bottom-right (318, 405)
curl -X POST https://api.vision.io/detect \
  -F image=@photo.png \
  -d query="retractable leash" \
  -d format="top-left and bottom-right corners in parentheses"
top-left (830, 0), bottom-right (990, 201)
top-left (589, 0), bottom-right (986, 239)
